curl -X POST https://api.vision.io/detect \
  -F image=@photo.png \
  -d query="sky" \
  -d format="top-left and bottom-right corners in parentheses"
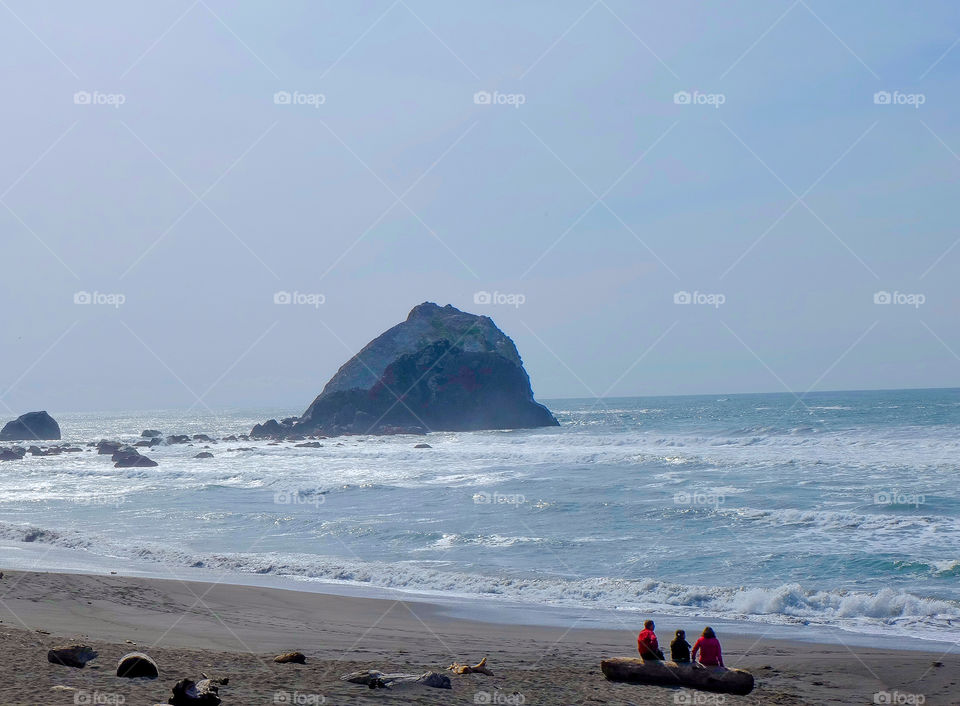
top-left (1, 1), bottom-right (958, 414)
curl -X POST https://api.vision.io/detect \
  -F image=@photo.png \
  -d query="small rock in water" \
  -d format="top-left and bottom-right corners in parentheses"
top-left (194, 452), bottom-right (214, 459)
top-left (414, 443), bottom-right (432, 448)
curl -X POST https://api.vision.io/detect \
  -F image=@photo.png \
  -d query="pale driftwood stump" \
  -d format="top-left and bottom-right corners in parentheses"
top-left (117, 651), bottom-right (159, 678)
top-left (600, 658), bottom-right (755, 695)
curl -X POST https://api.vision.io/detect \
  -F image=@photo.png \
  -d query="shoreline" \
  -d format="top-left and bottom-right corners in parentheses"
top-left (0, 539), bottom-right (954, 653)
top-left (0, 569), bottom-right (955, 704)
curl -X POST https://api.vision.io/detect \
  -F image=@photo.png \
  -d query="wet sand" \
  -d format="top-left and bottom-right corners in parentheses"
top-left (0, 570), bottom-right (955, 704)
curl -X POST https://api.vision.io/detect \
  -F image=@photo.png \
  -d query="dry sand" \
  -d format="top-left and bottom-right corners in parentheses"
top-left (0, 570), bottom-right (954, 705)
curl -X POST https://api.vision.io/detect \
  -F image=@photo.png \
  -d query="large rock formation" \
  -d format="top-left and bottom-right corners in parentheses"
top-left (0, 411), bottom-right (60, 441)
top-left (252, 303), bottom-right (558, 437)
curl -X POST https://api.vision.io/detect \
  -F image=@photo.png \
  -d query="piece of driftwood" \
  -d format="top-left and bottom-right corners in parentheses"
top-left (448, 656), bottom-right (493, 675)
top-left (48, 644), bottom-right (98, 669)
top-left (274, 651), bottom-right (306, 664)
top-left (341, 670), bottom-right (452, 690)
top-left (600, 658), bottom-right (754, 695)
top-left (117, 651), bottom-right (159, 678)
top-left (168, 675), bottom-right (228, 705)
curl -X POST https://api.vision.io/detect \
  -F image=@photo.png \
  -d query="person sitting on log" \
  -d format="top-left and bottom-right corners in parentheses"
top-left (691, 626), bottom-right (724, 668)
top-left (637, 619), bottom-right (664, 660)
top-left (671, 629), bottom-right (691, 663)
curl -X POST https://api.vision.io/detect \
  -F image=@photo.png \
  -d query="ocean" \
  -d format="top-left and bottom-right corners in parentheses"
top-left (2, 388), bottom-right (958, 645)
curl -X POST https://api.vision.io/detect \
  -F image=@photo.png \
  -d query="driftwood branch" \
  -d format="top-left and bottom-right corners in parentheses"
top-left (448, 656), bottom-right (494, 675)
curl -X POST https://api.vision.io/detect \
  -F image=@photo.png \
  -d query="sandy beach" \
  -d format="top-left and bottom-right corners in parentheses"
top-left (0, 570), bottom-right (952, 705)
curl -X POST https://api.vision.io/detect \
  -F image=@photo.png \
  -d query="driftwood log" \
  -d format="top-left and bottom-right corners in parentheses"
top-left (48, 644), bottom-right (98, 668)
top-left (168, 675), bottom-right (228, 705)
top-left (341, 670), bottom-right (451, 690)
top-left (601, 658), bottom-right (754, 695)
top-left (448, 656), bottom-right (493, 675)
top-left (117, 651), bottom-right (159, 678)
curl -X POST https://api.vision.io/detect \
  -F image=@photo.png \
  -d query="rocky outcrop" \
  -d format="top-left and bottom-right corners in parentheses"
top-left (0, 411), bottom-right (60, 441)
top-left (0, 447), bottom-right (25, 461)
top-left (252, 303), bottom-right (558, 438)
top-left (48, 644), bottom-right (98, 668)
top-left (113, 448), bottom-right (158, 468)
top-left (273, 652), bottom-right (306, 664)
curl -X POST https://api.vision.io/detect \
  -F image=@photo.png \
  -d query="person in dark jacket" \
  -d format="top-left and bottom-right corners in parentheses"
top-left (670, 629), bottom-right (691, 663)
top-left (637, 619), bottom-right (665, 660)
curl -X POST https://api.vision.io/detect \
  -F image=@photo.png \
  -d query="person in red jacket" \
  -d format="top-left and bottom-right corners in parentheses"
top-left (691, 626), bottom-right (724, 667)
top-left (637, 619), bottom-right (664, 660)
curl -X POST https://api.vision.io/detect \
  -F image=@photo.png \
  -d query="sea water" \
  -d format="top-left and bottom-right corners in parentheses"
top-left (1, 388), bottom-right (958, 643)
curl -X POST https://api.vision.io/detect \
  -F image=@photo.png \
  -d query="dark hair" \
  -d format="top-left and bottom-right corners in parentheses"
top-left (675, 629), bottom-right (685, 638)
top-left (702, 626), bottom-right (716, 639)
top-left (644, 620), bottom-right (654, 629)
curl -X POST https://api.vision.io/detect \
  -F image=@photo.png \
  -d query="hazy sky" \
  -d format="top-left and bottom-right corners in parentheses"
top-left (1, 1), bottom-right (958, 414)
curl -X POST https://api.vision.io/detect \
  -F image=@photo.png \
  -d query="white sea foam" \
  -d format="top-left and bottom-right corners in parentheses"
top-left (0, 519), bottom-right (956, 641)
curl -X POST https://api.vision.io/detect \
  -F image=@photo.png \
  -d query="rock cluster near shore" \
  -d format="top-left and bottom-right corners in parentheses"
top-left (252, 302), bottom-right (559, 439)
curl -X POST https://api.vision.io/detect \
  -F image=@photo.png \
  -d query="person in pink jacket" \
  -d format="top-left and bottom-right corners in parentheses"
top-left (691, 626), bottom-right (724, 667)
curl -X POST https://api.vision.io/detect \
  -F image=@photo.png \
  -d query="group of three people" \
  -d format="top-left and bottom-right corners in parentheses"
top-left (637, 620), bottom-right (724, 667)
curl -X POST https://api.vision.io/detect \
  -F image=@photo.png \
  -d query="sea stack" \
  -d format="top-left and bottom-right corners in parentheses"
top-left (0, 411), bottom-right (61, 441)
top-left (252, 302), bottom-right (558, 438)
